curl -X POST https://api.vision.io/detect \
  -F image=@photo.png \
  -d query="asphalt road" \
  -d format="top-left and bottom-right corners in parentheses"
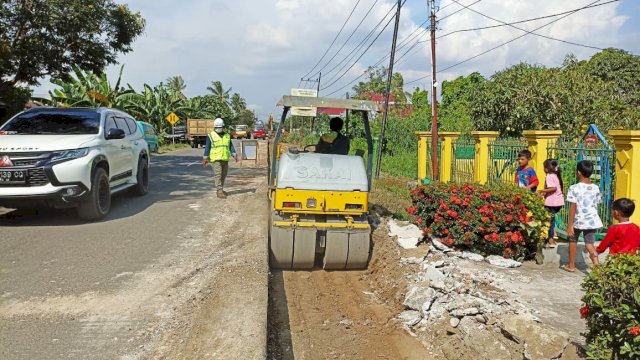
top-left (0, 147), bottom-right (269, 359)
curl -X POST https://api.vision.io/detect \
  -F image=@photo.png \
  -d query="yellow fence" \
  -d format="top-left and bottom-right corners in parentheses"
top-left (417, 130), bottom-right (640, 223)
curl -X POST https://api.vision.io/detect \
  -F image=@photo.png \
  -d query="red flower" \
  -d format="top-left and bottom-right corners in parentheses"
top-left (490, 233), bottom-right (500, 242)
top-left (579, 306), bottom-right (590, 319)
top-left (419, 193), bottom-right (425, 199)
top-left (407, 206), bottom-right (417, 215)
top-left (482, 217), bottom-right (490, 223)
top-left (506, 215), bottom-right (514, 222)
top-left (415, 218), bottom-right (424, 225)
top-left (630, 326), bottom-right (640, 337)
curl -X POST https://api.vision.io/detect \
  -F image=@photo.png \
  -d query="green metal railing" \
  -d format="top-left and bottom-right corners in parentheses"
top-left (451, 137), bottom-right (475, 183)
top-left (488, 137), bottom-right (528, 185)
top-left (547, 139), bottom-right (616, 240)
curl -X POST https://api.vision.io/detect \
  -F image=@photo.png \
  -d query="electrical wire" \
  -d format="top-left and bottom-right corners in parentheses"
top-left (321, 3), bottom-right (398, 85)
top-left (394, 0), bottom-right (618, 68)
top-left (437, 0), bottom-right (619, 40)
top-left (404, 0), bottom-right (606, 85)
top-left (449, 0), bottom-right (605, 50)
top-left (306, 0), bottom-right (381, 79)
top-left (300, 0), bottom-right (362, 80)
top-left (321, 7), bottom-right (398, 91)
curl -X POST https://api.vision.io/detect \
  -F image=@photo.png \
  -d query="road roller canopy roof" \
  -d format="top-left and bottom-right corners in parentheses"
top-left (276, 96), bottom-right (381, 113)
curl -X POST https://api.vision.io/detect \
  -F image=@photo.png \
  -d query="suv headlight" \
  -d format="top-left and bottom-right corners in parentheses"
top-left (50, 148), bottom-right (90, 164)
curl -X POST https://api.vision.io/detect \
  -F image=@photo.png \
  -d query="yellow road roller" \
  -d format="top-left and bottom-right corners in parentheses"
top-left (268, 96), bottom-right (380, 270)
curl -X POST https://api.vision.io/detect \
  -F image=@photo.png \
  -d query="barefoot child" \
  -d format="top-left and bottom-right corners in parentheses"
top-left (596, 198), bottom-right (640, 255)
top-left (564, 160), bottom-right (603, 271)
top-left (538, 159), bottom-right (564, 248)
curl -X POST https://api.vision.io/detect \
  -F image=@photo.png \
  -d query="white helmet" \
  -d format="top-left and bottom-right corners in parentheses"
top-left (213, 118), bottom-right (225, 127)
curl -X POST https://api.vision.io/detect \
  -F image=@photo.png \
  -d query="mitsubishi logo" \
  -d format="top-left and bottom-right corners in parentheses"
top-left (0, 155), bottom-right (13, 167)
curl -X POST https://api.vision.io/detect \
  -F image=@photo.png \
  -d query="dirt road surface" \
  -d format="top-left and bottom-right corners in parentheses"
top-left (0, 146), bottom-right (268, 360)
top-left (268, 226), bottom-right (431, 360)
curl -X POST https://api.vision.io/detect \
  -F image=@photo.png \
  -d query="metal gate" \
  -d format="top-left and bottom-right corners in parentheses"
top-left (547, 125), bottom-right (615, 240)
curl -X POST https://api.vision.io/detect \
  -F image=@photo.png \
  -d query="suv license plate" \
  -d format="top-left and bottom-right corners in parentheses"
top-left (0, 170), bottom-right (26, 184)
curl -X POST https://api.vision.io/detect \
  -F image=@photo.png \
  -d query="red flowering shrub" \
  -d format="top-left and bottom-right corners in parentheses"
top-left (409, 182), bottom-right (548, 260)
top-left (581, 253), bottom-right (640, 359)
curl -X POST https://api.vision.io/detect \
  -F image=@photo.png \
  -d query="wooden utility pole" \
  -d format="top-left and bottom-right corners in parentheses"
top-left (375, 0), bottom-right (402, 178)
top-left (430, 0), bottom-right (439, 180)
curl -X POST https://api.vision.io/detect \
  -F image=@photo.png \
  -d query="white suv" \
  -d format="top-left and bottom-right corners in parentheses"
top-left (0, 107), bottom-right (149, 220)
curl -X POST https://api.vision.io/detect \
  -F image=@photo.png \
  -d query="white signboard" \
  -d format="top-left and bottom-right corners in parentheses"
top-left (290, 88), bottom-right (318, 117)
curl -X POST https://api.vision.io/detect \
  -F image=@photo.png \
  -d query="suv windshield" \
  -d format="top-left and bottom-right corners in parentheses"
top-left (1, 110), bottom-right (101, 135)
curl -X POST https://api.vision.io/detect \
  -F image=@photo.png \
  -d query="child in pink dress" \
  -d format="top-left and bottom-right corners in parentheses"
top-left (538, 159), bottom-right (565, 248)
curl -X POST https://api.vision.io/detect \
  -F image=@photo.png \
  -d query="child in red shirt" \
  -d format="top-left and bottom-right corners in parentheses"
top-left (597, 198), bottom-right (640, 255)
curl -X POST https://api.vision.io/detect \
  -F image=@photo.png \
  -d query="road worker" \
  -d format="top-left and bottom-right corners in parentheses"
top-left (202, 118), bottom-right (238, 198)
top-left (315, 117), bottom-right (350, 155)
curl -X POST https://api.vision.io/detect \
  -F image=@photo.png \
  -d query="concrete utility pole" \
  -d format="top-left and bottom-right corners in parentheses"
top-left (375, 0), bottom-right (402, 178)
top-left (430, 0), bottom-right (439, 180)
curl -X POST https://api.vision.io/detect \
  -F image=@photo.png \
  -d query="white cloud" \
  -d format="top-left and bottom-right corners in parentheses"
top-left (32, 0), bottom-right (635, 119)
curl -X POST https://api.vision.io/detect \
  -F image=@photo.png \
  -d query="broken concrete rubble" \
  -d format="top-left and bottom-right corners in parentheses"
top-left (392, 235), bottom-right (581, 359)
top-left (388, 219), bottom-right (423, 249)
top-left (486, 255), bottom-right (522, 268)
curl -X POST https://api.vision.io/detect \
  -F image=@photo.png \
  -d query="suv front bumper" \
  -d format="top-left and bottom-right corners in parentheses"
top-left (0, 183), bottom-right (89, 208)
top-left (0, 152), bottom-right (94, 208)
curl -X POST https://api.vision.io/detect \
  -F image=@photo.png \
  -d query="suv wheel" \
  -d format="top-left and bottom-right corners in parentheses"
top-left (78, 167), bottom-right (111, 220)
top-left (132, 157), bottom-right (149, 196)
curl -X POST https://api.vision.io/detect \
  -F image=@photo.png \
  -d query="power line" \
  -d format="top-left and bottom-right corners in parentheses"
top-left (307, 0), bottom-right (381, 79)
top-left (321, 10), bottom-right (397, 92)
top-left (449, 0), bottom-right (605, 50)
top-left (321, 3), bottom-right (397, 85)
top-left (437, 0), bottom-right (619, 40)
top-left (394, 0), bottom-right (618, 68)
top-left (300, 0), bottom-right (362, 79)
top-left (404, 0), bottom-right (607, 85)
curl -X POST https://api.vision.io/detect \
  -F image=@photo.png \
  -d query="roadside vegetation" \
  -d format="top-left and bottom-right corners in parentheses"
top-left (581, 253), bottom-right (640, 359)
top-left (158, 143), bottom-right (191, 154)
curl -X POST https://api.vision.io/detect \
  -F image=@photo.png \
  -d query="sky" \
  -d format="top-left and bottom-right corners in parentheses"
top-left (34, 0), bottom-right (640, 121)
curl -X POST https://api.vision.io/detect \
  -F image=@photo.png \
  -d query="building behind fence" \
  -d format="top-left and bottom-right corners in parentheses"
top-left (416, 129), bottom-right (640, 236)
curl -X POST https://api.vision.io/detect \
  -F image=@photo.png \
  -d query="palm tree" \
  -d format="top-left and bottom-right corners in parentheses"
top-left (207, 80), bottom-right (231, 104)
top-left (230, 93), bottom-right (247, 115)
top-left (166, 75), bottom-right (187, 101)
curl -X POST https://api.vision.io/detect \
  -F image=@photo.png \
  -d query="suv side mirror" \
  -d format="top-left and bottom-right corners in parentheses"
top-left (106, 128), bottom-right (126, 140)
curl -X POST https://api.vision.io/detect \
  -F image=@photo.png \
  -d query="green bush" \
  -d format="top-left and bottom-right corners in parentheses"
top-left (580, 253), bottom-right (640, 359)
top-left (409, 182), bottom-right (549, 260)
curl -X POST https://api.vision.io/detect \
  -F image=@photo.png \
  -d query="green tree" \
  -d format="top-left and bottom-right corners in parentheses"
top-left (352, 66), bottom-right (406, 103)
top-left (207, 81), bottom-right (231, 104)
top-left (237, 108), bottom-right (256, 127)
top-left (186, 95), bottom-right (234, 124)
top-left (166, 76), bottom-right (187, 101)
top-left (230, 93), bottom-right (247, 115)
top-left (49, 65), bottom-right (137, 111)
top-left (0, 0), bottom-right (145, 122)
top-left (439, 72), bottom-right (484, 132)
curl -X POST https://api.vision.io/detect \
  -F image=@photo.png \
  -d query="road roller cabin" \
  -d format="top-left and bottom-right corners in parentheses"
top-left (268, 96), bottom-right (381, 270)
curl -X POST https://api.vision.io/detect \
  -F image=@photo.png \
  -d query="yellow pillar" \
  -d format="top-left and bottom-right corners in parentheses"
top-left (416, 131), bottom-right (431, 180)
top-left (610, 130), bottom-right (640, 224)
top-left (471, 131), bottom-right (499, 184)
top-left (438, 132), bottom-right (460, 183)
top-left (522, 130), bottom-right (563, 190)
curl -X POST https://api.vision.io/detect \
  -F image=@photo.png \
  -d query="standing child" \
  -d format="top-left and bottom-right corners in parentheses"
top-left (564, 160), bottom-right (603, 272)
top-left (515, 150), bottom-right (539, 193)
top-left (596, 198), bottom-right (640, 255)
top-left (538, 159), bottom-right (564, 248)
